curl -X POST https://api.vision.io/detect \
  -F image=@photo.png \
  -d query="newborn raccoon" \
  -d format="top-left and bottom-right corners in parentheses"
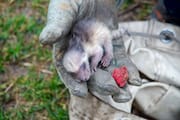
top-left (63, 18), bottom-right (113, 81)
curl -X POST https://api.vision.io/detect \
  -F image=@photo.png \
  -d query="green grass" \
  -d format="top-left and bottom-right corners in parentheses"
top-left (0, 68), bottom-right (69, 120)
top-left (0, 0), bottom-right (69, 120)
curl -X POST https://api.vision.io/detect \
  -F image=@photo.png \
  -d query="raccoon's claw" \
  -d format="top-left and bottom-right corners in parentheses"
top-left (91, 67), bottom-right (97, 73)
top-left (101, 55), bottom-right (112, 67)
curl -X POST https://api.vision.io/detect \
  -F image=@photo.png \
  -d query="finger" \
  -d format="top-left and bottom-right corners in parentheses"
top-left (112, 85), bottom-right (132, 103)
top-left (126, 63), bottom-right (142, 86)
top-left (39, 0), bottom-right (76, 45)
top-left (39, 25), bottom-right (63, 45)
top-left (88, 68), bottom-right (119, 95)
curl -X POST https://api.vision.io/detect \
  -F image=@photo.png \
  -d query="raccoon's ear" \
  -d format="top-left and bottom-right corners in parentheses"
top-left (68, 36), bottom-right (84, 52)
top-left (69, 35), bottom-right (80, 46)
top-left (68, 38), bottom-right (74, 48)
top-left (72, 33), bottom-right (76, 39)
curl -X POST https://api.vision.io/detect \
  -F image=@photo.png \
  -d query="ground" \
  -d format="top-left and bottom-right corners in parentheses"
top-left (0, 0), bottom-right (154, 120)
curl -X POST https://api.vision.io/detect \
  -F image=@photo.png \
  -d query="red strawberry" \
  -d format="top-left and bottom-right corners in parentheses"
top-left (112, 66), bottom-right (128, 87)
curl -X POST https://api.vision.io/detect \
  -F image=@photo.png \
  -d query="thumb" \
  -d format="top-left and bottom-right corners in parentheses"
top-left (39, 0), bottom-right (76, 45)
top-left (39, 24), bottom-right (64, 45)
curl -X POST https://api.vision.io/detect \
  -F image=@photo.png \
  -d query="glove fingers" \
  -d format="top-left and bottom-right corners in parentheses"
top-left (89, 68), bottom-right (132, 103)
top-left (112, 85), bottom-right (132, 103)
top-left (88, 68), bottom-right (119, 95)
top-left (39, 25), bottom-right (63, 45)
top-left (68, 80), bottom-right (88, 97)
top-left (115, 56), bottom-right (142, 86)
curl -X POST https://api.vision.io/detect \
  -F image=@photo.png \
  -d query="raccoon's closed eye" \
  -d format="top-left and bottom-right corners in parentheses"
top-left (80, 62), bottom-right (86, 70)
top-left (72, 33), bottom-right (76, 38)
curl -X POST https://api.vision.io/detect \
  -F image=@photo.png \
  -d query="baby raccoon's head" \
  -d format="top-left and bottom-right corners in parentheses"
top-left (63, 50), bottom-right (88, 73)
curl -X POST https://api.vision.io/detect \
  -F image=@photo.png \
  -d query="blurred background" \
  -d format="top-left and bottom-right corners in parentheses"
top-left (0, 0), bottom-right (154, 120)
